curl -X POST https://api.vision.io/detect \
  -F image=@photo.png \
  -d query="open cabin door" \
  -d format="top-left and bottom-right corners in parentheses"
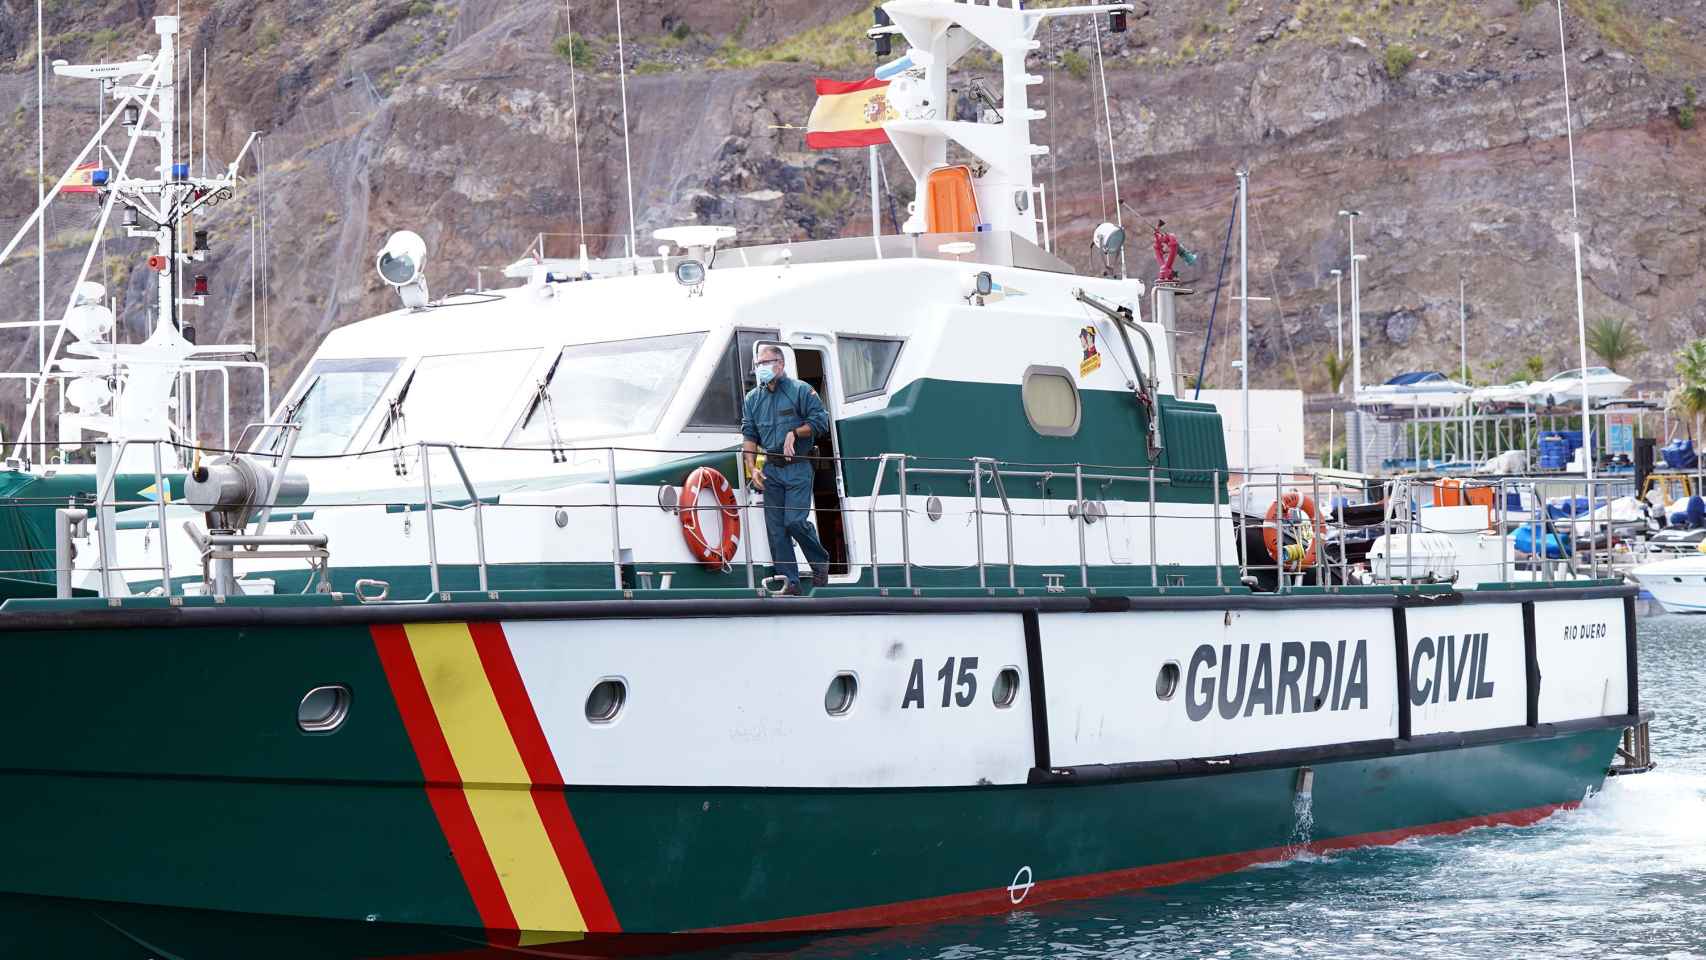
top-left (755, 334), bottom-right (854, 581)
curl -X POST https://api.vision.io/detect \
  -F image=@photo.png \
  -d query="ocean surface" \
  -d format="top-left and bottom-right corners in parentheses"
top-left (710, 614), bottom-right (1706, 960)
top-left (4, 615), bottom-right (1701, 959)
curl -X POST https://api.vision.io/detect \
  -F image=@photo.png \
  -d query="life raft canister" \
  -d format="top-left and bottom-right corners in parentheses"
top-left (679, 466), bottom-right (741, 571)
top-left (1263, 490), bottom-right (1324, 570)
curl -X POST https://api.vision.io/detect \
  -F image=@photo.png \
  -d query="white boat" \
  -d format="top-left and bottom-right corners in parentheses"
top-left (1630, 552), bottom-right (1706, 613)
top-left (1524, 366), bottom-right (1633, 408)
top-left (0, 6), bottom-right (1652, 946)
top-left (1470, 381), bottom-right (1533, 407)
top-left (1355, 371), bottom-right (1471, 409)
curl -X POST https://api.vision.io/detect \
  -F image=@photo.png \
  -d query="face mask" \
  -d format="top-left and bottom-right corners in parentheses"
top-left (755, 364), bottom-right (777, 386)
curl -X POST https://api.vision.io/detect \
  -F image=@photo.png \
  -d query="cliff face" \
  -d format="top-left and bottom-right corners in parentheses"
top-left (0, 0), bottom-right (1702, 439)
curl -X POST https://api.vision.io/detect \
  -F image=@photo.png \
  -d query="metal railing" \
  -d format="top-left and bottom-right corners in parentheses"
top-left (2, 437), bottom-right (1650, 602)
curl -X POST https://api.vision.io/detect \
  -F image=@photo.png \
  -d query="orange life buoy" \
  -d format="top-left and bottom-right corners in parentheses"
top-left (679, 466), bottom-right (741, 571)
top-left (1264, 491), bottom-right (1324, 570)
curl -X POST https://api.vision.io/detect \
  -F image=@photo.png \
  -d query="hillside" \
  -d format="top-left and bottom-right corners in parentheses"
top-left (0, 0), bottom-right (1701, 440)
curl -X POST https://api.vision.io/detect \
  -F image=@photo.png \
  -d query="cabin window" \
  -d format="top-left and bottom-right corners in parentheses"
top-left (383, 348), bottom-right (539, 447)
top-left (838, 336), bottom-right (903, 401)
top-left (1021, 366), bottom-right (1081, 437)
top-left (686, 329), bottom-right (779, 430)
top-left (511, 332), bottom-right (706, 445)
top-left (262, 357), bottom-right (401, 456)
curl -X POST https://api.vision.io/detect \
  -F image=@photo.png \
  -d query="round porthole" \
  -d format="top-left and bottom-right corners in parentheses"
top-left (298, 684), bottom-right (351, 733)
top-left (992, 667), bottom-right (1021, 708)
top-left (1156, 661), bottom-right (1181, 700)
top-left (926, 496), bottom-right (943, 522)
top-left (585, 679), bottom-right (627, 724)
top-left (824, 673), bottom-right (858, 716)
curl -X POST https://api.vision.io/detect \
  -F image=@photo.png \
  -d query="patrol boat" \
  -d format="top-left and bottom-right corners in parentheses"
top-left (0, 0), bottom-right (1652, 951)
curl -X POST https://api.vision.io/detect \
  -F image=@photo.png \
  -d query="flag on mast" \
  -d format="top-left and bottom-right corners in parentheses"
top-left (805, 77), bottom-right (896, 149)
top-left (63, 161), bottom-right (103, 195)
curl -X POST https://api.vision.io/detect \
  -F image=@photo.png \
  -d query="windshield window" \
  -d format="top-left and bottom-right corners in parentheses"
top-left (382, 349), bottom-right (540, 446)
top-left (265, 357), bottom-right (401, 456)
top-left (511, 332), bottom-right (705, 445)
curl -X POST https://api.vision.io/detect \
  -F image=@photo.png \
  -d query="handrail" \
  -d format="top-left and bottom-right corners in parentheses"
top-left (32, 438), bottom-right (1650, 601)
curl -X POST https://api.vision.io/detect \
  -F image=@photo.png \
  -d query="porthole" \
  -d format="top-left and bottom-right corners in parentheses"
top-left (585, 678), bottom-right (627, 724)
top-left (1156, 661), bottom-right (1181, 700)
top-left (824, 673), bottom-right (858, 716)
top-left (298, 684), bottom-right (351, 734)
top-left (1021, 365), bottom-right (1082, 437)
top-left (992, 667), bottom-right (1021, 708)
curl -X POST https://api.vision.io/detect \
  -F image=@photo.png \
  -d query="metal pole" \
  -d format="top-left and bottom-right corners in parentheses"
top-left (868, 455), bottom-right (886, 590)
top-left (1075, 463), bottom-right (1088, 588)
top-left (1500, 478), bottom-right (1509, 583)
top-left (898, 455), bottom-right (913, 589)
top-left (1212, 469), bottom-right (1223, 587)
top-left (973, 460), bottom-right (986, 589)
top-left (152, 442), bottom-right (172, 596)
top-left (445, 445), bottom-right (488, 593)
top-left (869, 144), bottom-right (883, 260)
top-left (1237, 169), bottom-right (1251, 474)
top-left (1555, 0), bottom-right (1594, 483)
top-left (1312, 471), bottom-right (1323, 587)
top-left (607, 448), bottom-right (623, 590)
top-left (738, 446), bottom-right (755, 589)
top-left (420, 443), bottom-right (440, 597)
top-left (1148, 465), bottom-right (1158, 587)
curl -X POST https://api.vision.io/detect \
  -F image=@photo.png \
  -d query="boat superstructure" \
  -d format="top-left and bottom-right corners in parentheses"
top-left (0, 1), bottom-right (1653, 949)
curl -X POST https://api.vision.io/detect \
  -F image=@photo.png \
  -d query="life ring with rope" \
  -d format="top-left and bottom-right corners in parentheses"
top-left (679, 466), bottom-right (741, 571)
top-left (1263, 491), bottom-right (1324, 571)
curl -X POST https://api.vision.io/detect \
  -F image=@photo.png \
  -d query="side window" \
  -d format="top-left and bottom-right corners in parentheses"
top-left (686, 329), bottom-right (778, 430)
top-left (1021, 365), bottom-right (1081, 437)
top-left (838, 336), bottom-right (903, 401)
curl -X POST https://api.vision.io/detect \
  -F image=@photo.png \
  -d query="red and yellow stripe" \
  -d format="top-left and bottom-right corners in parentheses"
top-left (805, 76), bottom-right (894, 149)
top-left (374, 622), bottom-right (619, 935)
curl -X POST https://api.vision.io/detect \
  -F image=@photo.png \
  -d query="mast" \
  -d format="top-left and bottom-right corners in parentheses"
top-left (874, 1), bottom-right (1134, 245)
top-left (1238, 169), bottom-right (1250, 474)
top-left (1554, 0), bottom-right (1594, 480)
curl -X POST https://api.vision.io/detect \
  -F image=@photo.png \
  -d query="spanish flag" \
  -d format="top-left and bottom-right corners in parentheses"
top-left (63, 161), bottom-right (103, 195)
top-left (805, 76), bottom-right (896, 149)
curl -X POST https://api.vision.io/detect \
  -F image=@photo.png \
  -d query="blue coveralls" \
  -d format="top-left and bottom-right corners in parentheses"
top-left (741, 376), bottom-right (832, 587)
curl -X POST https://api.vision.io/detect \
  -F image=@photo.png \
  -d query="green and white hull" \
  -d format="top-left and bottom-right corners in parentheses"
top-left (0, 586), bottom-right (1639, 949)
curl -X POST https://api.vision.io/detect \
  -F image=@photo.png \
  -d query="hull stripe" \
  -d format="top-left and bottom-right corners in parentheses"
top-left (470, 621), bottom-right (621, 932)
top-left (373, 622), bottom-right (615, 934)
top-left (703, 801), bottom-right (1575, 934)
top-left (372, 624), bottom-right (518, 931)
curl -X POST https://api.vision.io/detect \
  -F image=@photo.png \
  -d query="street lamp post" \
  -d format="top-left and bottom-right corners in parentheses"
top-left (1329, 267), bottom-right (1343, 468)
top-left (1339, 210), bottom-right (1363, 472)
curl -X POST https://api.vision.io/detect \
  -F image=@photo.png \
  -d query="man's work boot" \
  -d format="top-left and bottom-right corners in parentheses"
top-left (811, 564), bottom-right (830, 587)
top-left (777, 580), bottom-right (804, 597)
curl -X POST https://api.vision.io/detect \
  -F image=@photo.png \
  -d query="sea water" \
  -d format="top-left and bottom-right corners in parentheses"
top-left (711, 615), bottom-right (1706, 960)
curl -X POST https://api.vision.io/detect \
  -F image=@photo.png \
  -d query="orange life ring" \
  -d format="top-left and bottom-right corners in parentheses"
top-left (679, 466), bottom-right (741, 571)
top-left (1264, 491), bottom-right (1324, 570)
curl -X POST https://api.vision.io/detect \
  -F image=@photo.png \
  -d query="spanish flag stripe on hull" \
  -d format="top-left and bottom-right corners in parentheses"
top-left (469, 622), bottom-right (621, 932)
top-left (372, 622), bottom-right (615, 934)
top-left (372, 625), bottom-right (518, 931)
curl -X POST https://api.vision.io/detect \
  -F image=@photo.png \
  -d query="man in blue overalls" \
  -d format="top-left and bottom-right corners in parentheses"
top-left (741, 345), bottom-right (832, 595)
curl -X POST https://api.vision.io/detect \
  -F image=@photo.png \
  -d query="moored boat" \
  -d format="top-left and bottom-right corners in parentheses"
top-left (0, 1), bottom-right (1653, 949)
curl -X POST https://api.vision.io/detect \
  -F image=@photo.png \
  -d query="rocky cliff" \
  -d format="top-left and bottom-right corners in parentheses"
top-left (0, 0), bottom-right (1701, 444)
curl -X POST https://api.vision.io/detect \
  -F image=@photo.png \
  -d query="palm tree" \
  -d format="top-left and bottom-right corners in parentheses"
top-left (1586, 316), bottom-right (1647, 372)
top-left (1674, 339), bottom-right (1706, 439)
top-left (1523, 354), bottom-right (1547, 382)
top-left (1323, 353), bottom-right (1349, 394)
